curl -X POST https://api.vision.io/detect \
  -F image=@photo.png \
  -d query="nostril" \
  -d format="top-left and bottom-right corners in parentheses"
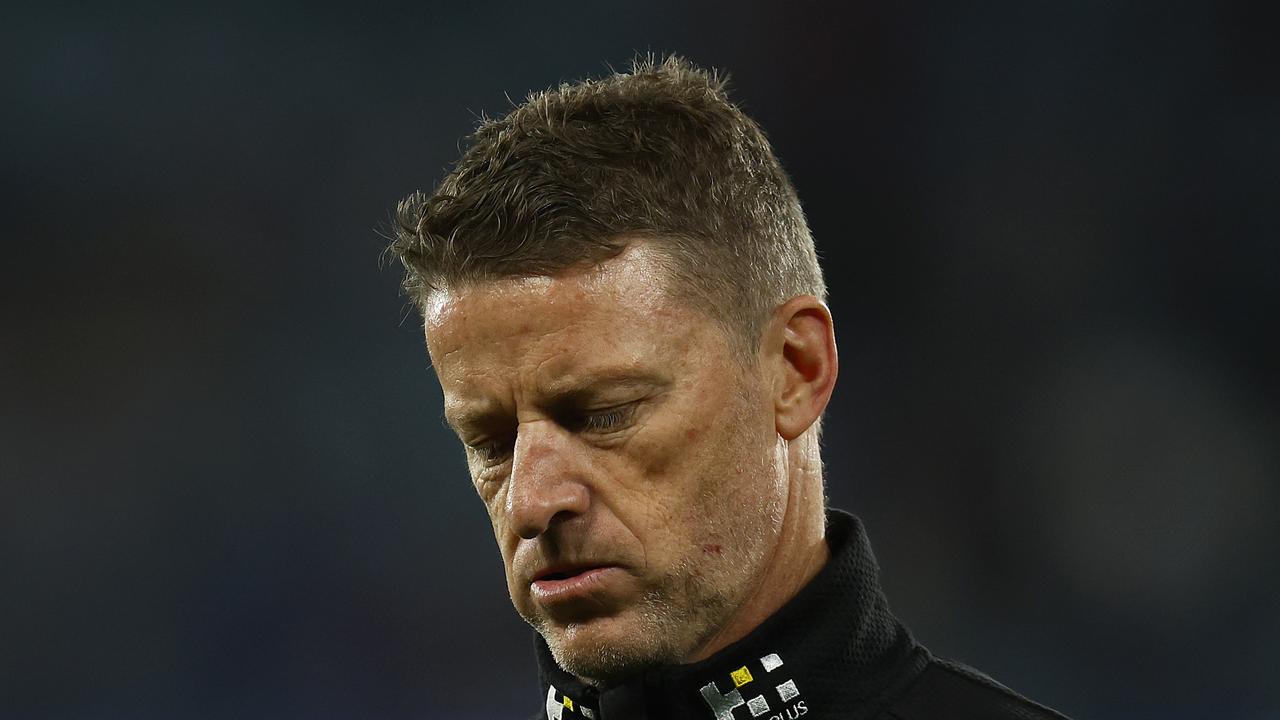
top-left (548, 508), bottom-right (579, 527)
top-left (508, 481), bottom-right (590, 539)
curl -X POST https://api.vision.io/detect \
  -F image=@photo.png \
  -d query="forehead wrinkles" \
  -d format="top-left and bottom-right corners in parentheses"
top-left (427, 245), bottom-right (679, 355)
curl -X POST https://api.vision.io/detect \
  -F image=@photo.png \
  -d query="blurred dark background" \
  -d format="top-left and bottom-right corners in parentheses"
top-left (3, 1), bottom-right (1277, 718)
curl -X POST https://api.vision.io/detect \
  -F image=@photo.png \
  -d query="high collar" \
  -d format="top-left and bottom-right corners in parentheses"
top-left (535, 510), bottom-right (929, 720)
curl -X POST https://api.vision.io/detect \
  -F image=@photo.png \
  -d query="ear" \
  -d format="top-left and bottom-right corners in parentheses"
top-left (764, 296), bottom-right (839, 441)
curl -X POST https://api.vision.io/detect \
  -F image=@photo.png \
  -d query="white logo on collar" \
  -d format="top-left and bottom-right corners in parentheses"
top-left (546, 684), bottom-right (595, 719)
top-left (699, 653), bottom-right (807, 720)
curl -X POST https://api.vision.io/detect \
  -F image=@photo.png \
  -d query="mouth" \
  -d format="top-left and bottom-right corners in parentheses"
top-left (529, 564), bottom-right (623, 605)
top-left (533, 564), bottom-right (609, 583)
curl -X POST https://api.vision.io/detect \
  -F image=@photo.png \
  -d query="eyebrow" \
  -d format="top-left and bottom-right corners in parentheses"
top-left (443, 368), bottom-right (670, 434)
top-left (442, 401), bottom-right (500, 436)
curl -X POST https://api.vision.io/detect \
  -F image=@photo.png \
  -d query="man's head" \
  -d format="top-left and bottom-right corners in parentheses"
top-left (390, 56), bottom-right (838, 685)
top-left (390, 55), bottom-right (825, 352)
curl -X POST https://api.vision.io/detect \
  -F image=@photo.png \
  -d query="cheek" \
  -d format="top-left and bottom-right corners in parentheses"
top-left (677, 394), bottom-right (780, 526)
top-left (615, 402), bottom-right (752, 532)
top-left (480, 480), bottom-right (506, 519)
top-left (496, 532), bottom-right (528, 606)
top-left (483, 489), bottom-right (519, 566)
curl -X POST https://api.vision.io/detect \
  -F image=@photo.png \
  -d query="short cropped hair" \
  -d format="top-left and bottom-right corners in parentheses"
top-left (389, 55), bottom-right (825, 350)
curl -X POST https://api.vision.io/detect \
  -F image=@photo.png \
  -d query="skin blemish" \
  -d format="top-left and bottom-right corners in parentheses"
top-left (702, 543), bottom-right (722, 555)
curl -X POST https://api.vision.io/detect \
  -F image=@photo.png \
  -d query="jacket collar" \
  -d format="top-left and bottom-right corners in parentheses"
top-left (535, 510), bottom-right (927, 720)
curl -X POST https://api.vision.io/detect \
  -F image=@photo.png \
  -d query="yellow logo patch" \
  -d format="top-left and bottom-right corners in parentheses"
top-left (730, 666), bottom-right (753, 688)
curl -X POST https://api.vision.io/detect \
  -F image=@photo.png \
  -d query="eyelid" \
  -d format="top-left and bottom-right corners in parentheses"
top-left (466, 435), bottom-right (514, 466)
top-left (579, 402), bottom-right (639, 432)
top-left (464, 395), bottom-right (648, 453)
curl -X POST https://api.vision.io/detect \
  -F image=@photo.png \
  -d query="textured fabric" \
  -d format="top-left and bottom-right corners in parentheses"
top-left (531, 510), bottom-right (1072, 720)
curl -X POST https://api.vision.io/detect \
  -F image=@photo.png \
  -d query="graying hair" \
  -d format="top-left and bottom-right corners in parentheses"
top-left (389, 54), bottom-right (825, 350)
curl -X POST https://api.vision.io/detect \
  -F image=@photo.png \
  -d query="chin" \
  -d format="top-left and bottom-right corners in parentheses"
top-left (538, 588), bottom-right (733, 684)
top-left (531, 606), bottom-right (683, 684)
top-left (547, 624), bottom-right (665, 685)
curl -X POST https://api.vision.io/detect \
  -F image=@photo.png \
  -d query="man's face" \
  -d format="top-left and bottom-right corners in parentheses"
top-left (423, 243), bottom-right (791, 683)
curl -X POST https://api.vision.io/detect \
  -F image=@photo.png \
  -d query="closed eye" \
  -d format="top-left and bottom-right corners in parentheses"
top-left (467, 437), bottom-right (513, 466)
top-left (463, 402), bottom-right (640, 466)
top-left (576, 404), bottom-right (637, 434)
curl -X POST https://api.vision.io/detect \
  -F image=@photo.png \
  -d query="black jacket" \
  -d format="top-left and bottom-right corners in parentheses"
top-left (533, 510), bottom-right (1071, 719)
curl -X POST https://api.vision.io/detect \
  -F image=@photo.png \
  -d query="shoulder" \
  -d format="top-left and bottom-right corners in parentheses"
top-left (880, 656), bottom-right (1072, 720)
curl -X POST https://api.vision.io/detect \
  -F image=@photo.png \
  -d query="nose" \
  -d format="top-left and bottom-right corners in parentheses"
top-left (506, 421), bottom-right (590, 539)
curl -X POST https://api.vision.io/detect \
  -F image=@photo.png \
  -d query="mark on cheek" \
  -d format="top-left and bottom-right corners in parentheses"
top-left (685, 427), bottom-right (701, 441)
top-left (702, 543), bottom-right (723, 555)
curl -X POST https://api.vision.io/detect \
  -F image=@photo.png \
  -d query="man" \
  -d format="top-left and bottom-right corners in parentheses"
top-left (389, 56), bottom-right (1070, 720)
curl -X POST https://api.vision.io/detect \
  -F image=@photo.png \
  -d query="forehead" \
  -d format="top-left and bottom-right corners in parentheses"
top-left (425, 243), bottom-right (670, 339)
top-left (423, 244), bottom-right (716, 398)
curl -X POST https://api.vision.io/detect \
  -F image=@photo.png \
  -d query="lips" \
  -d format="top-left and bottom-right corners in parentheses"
top-left (529, 564), bottom-right (624, 605)
top-left (532, 564), bottom-right (607, 583)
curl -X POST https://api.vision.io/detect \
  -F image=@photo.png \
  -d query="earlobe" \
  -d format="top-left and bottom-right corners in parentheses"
top-left (772, 297), bottom-right (839, 441)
